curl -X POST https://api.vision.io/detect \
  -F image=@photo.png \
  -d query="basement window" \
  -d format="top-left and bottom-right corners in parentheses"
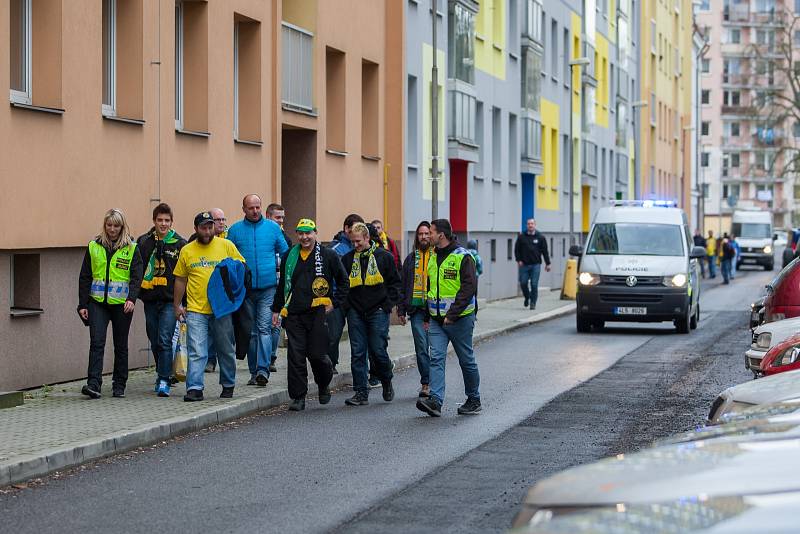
top-left (11, 253), bottom-right (43, 316)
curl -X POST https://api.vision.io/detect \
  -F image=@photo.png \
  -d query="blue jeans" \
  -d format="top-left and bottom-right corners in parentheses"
top-left (347, 308), bottom-right (393, 394)
top-left (327, 307), bottom-right (347, 366)
top-left (518, 263), bottom-right (542, 306)
top-left (707, 255), bottom-right (717, 277)
top-left (428, 314), bottom-right (480, 406)
top-left (144, 300), bottom-right (176, 382)
top-left (410, 309), bottom-right (430, 385)
top-left (245, 287), bottom-right (276, 378)
top-left (185, 311), bottom-right (237, 392)
top-left (721, 258), bottom-right (732, 283)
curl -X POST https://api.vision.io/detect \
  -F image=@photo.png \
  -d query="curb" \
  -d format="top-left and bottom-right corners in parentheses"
top-left (0, 302), bottom-right (575, 488)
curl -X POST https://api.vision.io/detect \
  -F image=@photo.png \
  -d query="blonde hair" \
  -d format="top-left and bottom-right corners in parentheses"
top-left (350, 222), bottom-right (370, 239)
top-left (99, 208), bottom-right (134, 250)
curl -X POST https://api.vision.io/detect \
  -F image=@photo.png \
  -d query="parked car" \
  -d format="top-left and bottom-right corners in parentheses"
top-left (763, 257), bottom-right (800, 324)
top-left (744, 315), bottom-right (800, 376)
top-left (760, 333), bottom-right (800, 377)
top-left (657, 408), bottom-right (800, 447)
top-left (708, 368), bottom-right (800, 424)
top-left (750, 295), bottom-right (766, 329)
top-left (716, 398), bottom-right (800, 426)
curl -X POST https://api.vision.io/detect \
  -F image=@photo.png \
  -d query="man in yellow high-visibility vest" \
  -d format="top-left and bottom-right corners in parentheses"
top-left (416, 219), bottom-right (482, 417)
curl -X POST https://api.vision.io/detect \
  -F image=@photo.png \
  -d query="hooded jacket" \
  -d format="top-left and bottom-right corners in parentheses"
top-left (330, 231), bottom-right (354, 257)
top-left (227, 216), bottom-right (289, 290)
top-left (136, 228), bottom-right (186, 302)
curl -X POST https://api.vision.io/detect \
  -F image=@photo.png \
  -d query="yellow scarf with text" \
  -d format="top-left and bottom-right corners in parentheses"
top-left (349, 243), bottom-right (384, 287)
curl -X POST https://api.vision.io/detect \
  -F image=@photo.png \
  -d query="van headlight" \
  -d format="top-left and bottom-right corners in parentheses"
top-left (763, 245), bottom-right (773, 254)
top-left (663, 273), bottom-right (688, 288)
top-left (578, 272), bottom-right (601, 286)
top-left (756, 332), bottom-right (772, 349)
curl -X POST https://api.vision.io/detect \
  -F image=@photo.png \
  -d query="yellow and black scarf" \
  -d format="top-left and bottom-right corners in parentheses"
top-left (411, 248), bottom-right (431, 307)
top-left (349, 243), bottom-right (384, 288)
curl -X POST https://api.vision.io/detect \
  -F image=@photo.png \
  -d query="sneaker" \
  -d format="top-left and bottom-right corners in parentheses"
top-left (381, 380), bottom-right (395, 402)
top-left (416, 397), bottom-right (442, 417)
top-left (256, 374), bottom-right (269, 387)
top-left (204, 362), bottom-right (216, 373)
top-left (318, 386), bottom-right (331, 405)
top-left (332, 366), bottom-right (339, 375)
top-left (418, 385), bottom-right (430, 398)
top-left (247, 376), bottom-right (258, 386)
top-left (269, 363), bottom-right (277, 373)
top-left (457, 397), bottom-right (482, 415)
top-left (112, 387), bottom-right (125, 398)
top-left (81, 385), bottom-right (101, 399)
top-left (524, 297), bottom-right (529, 308)
top-left (157, 380), bottom-right (170, 397)
top-left (529, 303), bottom-right (536, 311)
top-left (220, 386), bottom-right (234, 399)
top-left (183, 389), bottom-right (203, 402)
top-left (345, 392), bottom-right (369, 406)
top-left (289, 398), bottom-right (306, 411)
top-left (368, 377), bottom-right (381, 388)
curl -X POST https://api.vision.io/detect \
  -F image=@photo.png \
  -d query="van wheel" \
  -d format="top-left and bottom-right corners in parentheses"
top-left (690, 304), bottom-right (699, 330)
top-left (675, 308), bottom-right (691, 334)
top-left (576, 313), bottom-right (591, 333)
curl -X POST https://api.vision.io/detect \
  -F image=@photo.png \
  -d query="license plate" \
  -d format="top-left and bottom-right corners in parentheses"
top-left (743, 258), bottom-right (756, 263)
top-left (614, 307), bottom-right (647, 315)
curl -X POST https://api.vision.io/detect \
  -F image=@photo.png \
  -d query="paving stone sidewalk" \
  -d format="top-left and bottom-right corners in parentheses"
top-left (0, 291), bottom-right (574, 487)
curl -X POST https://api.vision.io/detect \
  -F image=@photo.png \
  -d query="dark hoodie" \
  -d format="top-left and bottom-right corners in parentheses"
top-left (136, 228), bottom-right (187, 302)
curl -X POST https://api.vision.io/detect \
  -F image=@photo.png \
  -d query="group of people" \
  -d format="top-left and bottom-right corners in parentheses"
top-left (693, 230), bottom-right (740, 284)
top-left (76, 198), bottom-right (483, 417)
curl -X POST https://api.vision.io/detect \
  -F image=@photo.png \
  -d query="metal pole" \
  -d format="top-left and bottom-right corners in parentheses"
top-left (431, 0), bottom-right (439, 221)
top-left (568, 64), bottom-right (574, 246)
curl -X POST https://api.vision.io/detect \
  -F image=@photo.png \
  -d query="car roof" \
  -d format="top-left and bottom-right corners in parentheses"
top-left (722, 369), bottom-right (800, 405)
top-left (593, 206), bottom-right (685, 225)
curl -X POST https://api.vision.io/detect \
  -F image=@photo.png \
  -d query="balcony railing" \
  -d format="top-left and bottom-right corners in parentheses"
top-left (722, 72), bottom-right (750, 85)
top-left (723, 4), bottom-right (749, 22)
top-left (582, 139), bottom-right (597, 177)
top-left (721, 104), bottom-right (756, 115)
top-left (448, 84), bottom-right (477, 146)
top-left (281, 22), bottom-right (314, 112)
top-left (521, 116), bottom-right (542, 162)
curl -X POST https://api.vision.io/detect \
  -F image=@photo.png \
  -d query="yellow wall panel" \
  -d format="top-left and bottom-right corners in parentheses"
top-left (475, 0), bottom-right (506, 80)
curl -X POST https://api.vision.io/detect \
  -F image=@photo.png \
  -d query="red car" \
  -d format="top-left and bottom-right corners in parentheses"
top-left (761, 333), bottom-right (800, 376)
top-left (764, 258), bottom-right (800, 323)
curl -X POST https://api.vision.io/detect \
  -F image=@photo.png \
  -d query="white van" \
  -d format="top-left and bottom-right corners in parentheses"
top-left (732, 209), bottom-right (775, 271)
top-left (569, 200), bottom-right (705, 333)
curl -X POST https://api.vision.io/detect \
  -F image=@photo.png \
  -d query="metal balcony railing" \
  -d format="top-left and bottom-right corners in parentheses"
top-left (582, 139), bottom-right (597, 177)
top-left (723, 4), bottom-right (749, 22)
top-left (448, 84), bottom-right (477, 146)
top-left (281, 22), bottom-right (314, 112)
top-left (521, 116), bottom-right (542, 162)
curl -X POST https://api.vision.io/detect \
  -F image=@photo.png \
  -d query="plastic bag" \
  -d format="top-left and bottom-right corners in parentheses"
top-left (173, 321), bottom-right (188, 382)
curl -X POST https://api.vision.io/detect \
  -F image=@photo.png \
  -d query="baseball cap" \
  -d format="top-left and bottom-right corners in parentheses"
top-left (194, 211), bottom-right (214, 227)
top-left (296, 218), bottom-right (316, 232)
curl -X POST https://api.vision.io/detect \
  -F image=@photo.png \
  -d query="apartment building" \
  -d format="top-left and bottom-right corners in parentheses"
top-left (696, 0), bottom-right (796, 232)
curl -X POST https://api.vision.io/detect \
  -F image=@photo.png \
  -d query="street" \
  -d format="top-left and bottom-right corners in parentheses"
top-left (0, 268), bottom-right (767, 533)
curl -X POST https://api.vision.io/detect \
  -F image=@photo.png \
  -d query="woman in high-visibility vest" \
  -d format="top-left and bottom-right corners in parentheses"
top-left (77, 208), bottom-right (143, 399)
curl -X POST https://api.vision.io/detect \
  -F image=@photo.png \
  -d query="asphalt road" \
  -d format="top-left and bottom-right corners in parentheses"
top-left (0, 267), bottom-right (770, 534)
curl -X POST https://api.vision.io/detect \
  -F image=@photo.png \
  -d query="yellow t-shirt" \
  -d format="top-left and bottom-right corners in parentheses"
top-left (173, 237), bottom-right (245, 314)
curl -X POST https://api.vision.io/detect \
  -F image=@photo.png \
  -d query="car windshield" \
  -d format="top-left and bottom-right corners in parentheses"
top-left (586, 223), bottom-right (685, 256)
top-left (733, 222), bottom-right (771, 239)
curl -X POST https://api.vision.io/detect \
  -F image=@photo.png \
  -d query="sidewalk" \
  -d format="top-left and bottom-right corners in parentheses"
top-left (0, 291), bottom-right (574, 487)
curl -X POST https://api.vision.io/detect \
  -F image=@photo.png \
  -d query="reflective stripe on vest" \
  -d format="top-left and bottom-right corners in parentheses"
top-left (426, 247), bottom-right (476, 318)
top-left (89, 241), bottom-right (136, 305)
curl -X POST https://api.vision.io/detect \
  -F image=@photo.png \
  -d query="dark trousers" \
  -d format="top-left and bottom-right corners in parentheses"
top-left (284, 308), bottom-right (334, 400)
top-left (326, 307), bottom-right (346, 366)
top-left (144, 300), bottom-right (176, 382)
top-left (87, 300), bottom-right (133, 390)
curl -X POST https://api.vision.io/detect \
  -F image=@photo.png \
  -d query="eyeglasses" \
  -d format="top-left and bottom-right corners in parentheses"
top-left (213, 218), bottom-right (226, 222)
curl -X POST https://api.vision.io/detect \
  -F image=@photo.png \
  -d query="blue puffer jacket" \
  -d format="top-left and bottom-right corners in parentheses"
top-left (227, 216), bottom-right (289, 289)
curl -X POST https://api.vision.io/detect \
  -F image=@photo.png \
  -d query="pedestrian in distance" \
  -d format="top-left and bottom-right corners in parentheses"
top-left (371, 219), bottom-right (401, 271)
top-left (720, 236), bottom-right (735, 285)
top-left (272, 219), bottom-right (349, 412)
top-left (398, 221), bottom-right (433, 398)
top-left (514, 218), bottom-right (551, 310)
top-left (137, 203), bottom-right (186, 397)
top-left (200, 207), bottom-right (228, 373)
top-left (693, 229), bottom-right (707, 279)
top-left (173, 212), bottom-right (245, 402)
top-left (706, 230), bottom-right (717, 279)
top-left (417, 219), bottom-right (482, 417)
top-left (227, 194), bottom-right (289, 387)
top-left (266, 203), bottom-right (292, 372)
top-left (730, 234), bottom-right (740, 279)
top-left (327, 213), bottom-right (365, 374)
top-left (465, 240), bottom-right (484, 277)
top-left (78, 208), bottom-right (143, 399)
top-left (341, 222), bottom-right (402, 406)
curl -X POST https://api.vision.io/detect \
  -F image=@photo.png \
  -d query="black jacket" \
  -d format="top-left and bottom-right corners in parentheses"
top-left (514, 231), bottom-right (550, 266)
top-left (341, 246), bottom-right (402, 315)
top-left (398, 248), bottom-right (432, 316)
top-left (426, 241), bottom-right (478, 323)
top-left (78, 239), bottom-right (144, 310)
top-left (272, 245), bottom-right (349, 315)
top-left (136, 228), bottom-right (187, 302)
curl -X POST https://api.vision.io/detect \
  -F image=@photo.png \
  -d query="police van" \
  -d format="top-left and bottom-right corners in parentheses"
top-left (569, 200), bottom-right (706, 334)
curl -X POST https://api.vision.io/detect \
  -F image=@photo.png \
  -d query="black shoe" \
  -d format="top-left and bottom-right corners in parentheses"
top-left (289, 398), bottom-right (306, 411)
top-left (382, 380), bottom-right (394, 402)
top-left (81, 385), bottom-right (101, 399)
top-left (220, 386), bottom-right (234, 399)
top-left (524, 297), bottom-right (529, 307)
top-left (112, 387), bottom-right (125, 398)
top-left (345, 392), bottom-right (369, 406)
top-left (247, 376), bottom-right (258, 386)
top-left (256, 374), bottom-right (269, 387)
top-left (332, 366), bottom-right (339, 375)
top-left (204, 362), bottom-right (216, 373)
top-left (368, 377), bottom-right (381, 389)
top-left (457, 397), bottom-right (482, 415)
top-left (318, 386), bottom-right (331, 405)
top-left (269, 363), bottom-right (277, 373)
top-left (529, 303), bottom-right (536, 310)
top-left (416, 397), bottom-right (442, 417)
top-left (183, 389), bottom-right (203, 402)
top-left (169, 376), bottom-right (179, 386)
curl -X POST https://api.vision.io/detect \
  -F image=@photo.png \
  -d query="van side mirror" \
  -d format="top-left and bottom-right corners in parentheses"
top-left (690, 246), bottom-right (706, 259)
top-left (569, 245), bottom-right (583, 257)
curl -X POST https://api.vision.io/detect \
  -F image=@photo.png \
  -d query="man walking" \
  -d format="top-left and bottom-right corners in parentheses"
top-left (693, 229), bottom-right (707, 278)
top-left (514, 219), bottom-right (551, 310)
top-left (398, 221), bottom-right (433, 398)
top-left (730, 234), bottom-right (740, 279)
top-left (417, 219), bottom-right (481, 417)
top-left (228, 194), bottom-right (289, 387)
top-left (272, 219), bottom-right (349, 411)
top-left (173, 212), bottom-right (245, 402)
top-left (341, 222), bottom-right (401, 406)
top-left (266, 203), bottom-right (292, 372)
top-left (203, 207), bottom-right (228, 373)
top-left (706, 230), bottom-right (717, 279)
top-left (720, 235), bottom-right (735, 285)
top-left (327, 214), bottom-right (365, 373)
top-left (371, 219), bottom-right (401, 270)
top-left (137, 203), bottom-right (186, 397)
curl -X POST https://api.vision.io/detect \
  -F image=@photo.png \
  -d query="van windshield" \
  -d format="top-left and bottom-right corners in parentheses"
top-left (732, 223), bottom-right (771, 239)
top-left (586, 223), bottom-right (685, 256)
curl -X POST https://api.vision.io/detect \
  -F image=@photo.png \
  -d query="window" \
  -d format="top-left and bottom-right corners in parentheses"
top-left (563, 29), bottom-right (570, 86)
top-left (794, 30), bottom-right (800, 46)
top-left (407, 75), bottom-right (418, 163)
top-left (521, 47), bottom-right (542, 110)
top-left (507, 239), bottom-right (513, 260)
top-left (102, 0), bottom-right (116, 115)
top-left (731, 153), bottom-right (740, 167)
top-left (722, 184), bottom-right (740, 200)
top-left (9, 0), bottom-right (31, 104)
top-left (616, 101), bottom-right (627, 147)
top-left (174, 2), bottom-right (183, 128)
top-left (326, 47), bottom-right (346, 152)
top-left (550, 19), bottom-right (558, 80)
top-left (11, 253), bottom-right (41, 314)
top-left (730, 122), bottom-right (740, 137)
top-left (794, 122), bottom-right (800, 138)
top-left (701, 89), bottom-right (710, 105)
top-left (524, 0), bottom-right (543, 43)
top-left (492, 107), bottom-right (502, 179)
top-left (448, 3), bottom-right (475, 84)
top-left (701, 58), bottom-right (709, 74)
top-left (361, 60), bottom-right (379, 157)
top-left (490, 239), bottom-right (497, 262)
top-left (701, 121), bottom-right (709, 136)
top-left (234, 15), bottom-right (262, 142)
top-left (730, 29), bottom-right (740, 44)
top-left (175, 1), bottom-right (209, 133)
top-left (699, 0), bottom-right (710, 10)
top-left (701, 152), bottom-right (710, 167)
top-left (508, 113), bottom-right (518, 181)
top-left (476, 101), bottom-right (484, 175)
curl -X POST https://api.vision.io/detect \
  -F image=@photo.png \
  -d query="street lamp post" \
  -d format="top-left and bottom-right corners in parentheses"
top-left (568, 57), bottom-right (590, 246)
top-left (630, 100), bottom-right (648, 201)
top-left (431, 0), bottom-right (439, 221)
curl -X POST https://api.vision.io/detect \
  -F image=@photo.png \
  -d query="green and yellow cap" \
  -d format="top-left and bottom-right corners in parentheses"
top-left (296, 218), bottom-right (317, 233)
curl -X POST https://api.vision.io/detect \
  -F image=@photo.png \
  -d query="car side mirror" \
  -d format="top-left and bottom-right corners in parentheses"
top-left (569, 245), bottom-right (583, 257)
top-left (689, 246), bottom-right (706, 259)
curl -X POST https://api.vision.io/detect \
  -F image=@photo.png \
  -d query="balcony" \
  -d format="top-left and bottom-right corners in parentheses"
top-left (521, 115), bottom-right (543, 175)
top-left (753, 128), bottom-right (784, 147)
top-left (721, 104), bottom-right (756, 115)
top-left (281, 22), bottom-right (314, 113)
top-left (722, 72), bottom-right (750, 85)
top-left (581, 139), bottom-right (598, 181)
top-left (582, 40), bottom-right (597, 87)
top-left (722, 4), bottom-right (749, 23)
top-left (447, 81), bottom-right (478, 162)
